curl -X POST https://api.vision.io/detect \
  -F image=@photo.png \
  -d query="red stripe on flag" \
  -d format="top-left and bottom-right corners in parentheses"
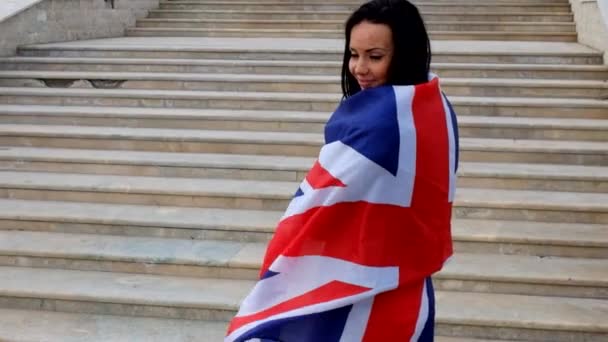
top-left (227, 280), bottom-right (370, 335)
top-left (362, 280), bottom-right (426, 341)
top-left (363, 80), bottom-right (453, 340)
top-left (262, 202), bottom-right (444, 283)
top-left (409, 78), bottom-right (453, 264)
top-left (306, 160), bottom-right (346, 189)
top-left (410, 75), bottom-right (450, 211)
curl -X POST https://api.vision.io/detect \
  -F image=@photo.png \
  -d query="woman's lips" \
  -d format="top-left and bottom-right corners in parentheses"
top-left (357, 80), bottom-right (374, 89)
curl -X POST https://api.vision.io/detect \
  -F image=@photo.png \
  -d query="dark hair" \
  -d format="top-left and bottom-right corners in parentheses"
top-left (341, 0), bottom-right (431, 98)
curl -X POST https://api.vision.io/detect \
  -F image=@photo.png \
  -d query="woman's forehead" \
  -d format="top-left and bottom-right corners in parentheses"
top-left (349, 21), bottom-right (393, 49)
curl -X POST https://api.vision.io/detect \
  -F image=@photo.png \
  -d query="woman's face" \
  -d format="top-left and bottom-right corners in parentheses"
top-left (348, 20), bottom-right (394, 90)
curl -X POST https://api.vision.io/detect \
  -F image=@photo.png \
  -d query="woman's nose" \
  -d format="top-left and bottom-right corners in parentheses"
top-left (355, 58), bottom-right (369, 75)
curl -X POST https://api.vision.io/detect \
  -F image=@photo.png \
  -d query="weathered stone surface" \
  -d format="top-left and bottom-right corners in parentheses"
top-left (0, 0), bottom-right (160, 57)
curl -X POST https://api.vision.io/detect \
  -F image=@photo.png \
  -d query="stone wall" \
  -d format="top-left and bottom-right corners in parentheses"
top-left (570, 0), bottom-right (608, 64)
top-left (0, 0), bottom-right (159, 57)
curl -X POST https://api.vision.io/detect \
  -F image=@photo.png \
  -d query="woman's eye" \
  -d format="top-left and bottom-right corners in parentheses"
top-left (351, 54), bottom-right (359, 58)
top-left (370, 55), bottom-right (383, 61)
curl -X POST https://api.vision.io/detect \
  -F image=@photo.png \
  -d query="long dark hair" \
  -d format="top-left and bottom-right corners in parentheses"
top-left (341, 0), bottom-right (431, 98)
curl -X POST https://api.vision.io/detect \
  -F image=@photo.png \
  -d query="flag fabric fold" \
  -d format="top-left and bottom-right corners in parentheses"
top-left (226, 75), bottom-right (459, 342)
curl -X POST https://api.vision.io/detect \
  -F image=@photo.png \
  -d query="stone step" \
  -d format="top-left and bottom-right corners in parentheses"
top-left (0, 231), bottom-right (261, 280)
top-left (2, 123), bottom-right (608, 165)
top-left (0, 266), bottom-right (605, 341)
top-left (16, 37), bottom-right (604, 65)
top-left (0, 309), bottom-right (228, 342)
top-left (458, 116), bottom-right (608, 141)
top-left (0, 308), bottom-right (505, 342)
top-left (1, 57), bottom-right (606, 80)
top-left (149, 9), bottom-right (574, 23)
top-left (0, 266), bottom-right (249, 321)
top-left (166, 0), bottom-right (569, 4)
top-left (0, 198), bottom-right (282, 243)
top-left (457, 161), bottom-right (608, 193)
top-left (135, 19), bottom-right (576, 33)
top-left (0, 147), bottom-right (312, 182)
top-left (3, 71), bottom-right (605, 99)
top-left (1, 199), bottom-right (605, 258)
top-left (437, 253), bottom-right (608, 298)
top-left (166, 0), bottom-right (569, 3)
top-left (435, 292), bottom-right (608, 341)
top-left (0, 105), bottom-right (328, 133)
top-left (452, 219), bottom-right (608, 259)
top-left (126, 27), bottom-right (578, 42)
top-left (1, 231), bottom-right (606, 299)
top-left (1, 87), bottom-right (606, 118)
top-left (0, 171), bottom-right (606, 223)
top-left (158, 2), bottom-right (571, 13)
top-left (0, 146), bottom-right (606, 193)
top-left (0, 104), bottom-right (606, 140)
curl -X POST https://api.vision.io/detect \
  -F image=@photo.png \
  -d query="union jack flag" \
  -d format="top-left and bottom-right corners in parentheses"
top-left (226, 75), bottom-right (459, 342)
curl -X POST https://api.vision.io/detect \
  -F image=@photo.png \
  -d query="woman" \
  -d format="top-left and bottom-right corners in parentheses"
top-left (226, 1), bottom-right (459, 341)
top-left (342, 0), bottom-right (432, 96)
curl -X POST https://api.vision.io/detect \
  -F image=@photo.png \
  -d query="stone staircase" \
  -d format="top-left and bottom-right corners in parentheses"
top-left (0, 0), bottom-right (607, 341)
top-left (131, 0), bottom-right (578, 41)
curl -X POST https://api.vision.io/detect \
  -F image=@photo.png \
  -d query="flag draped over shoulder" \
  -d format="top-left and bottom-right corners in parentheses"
top-left (226, 75), bottom-right (459, 342)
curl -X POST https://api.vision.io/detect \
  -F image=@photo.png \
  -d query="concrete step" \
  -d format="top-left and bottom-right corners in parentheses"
top-left (16, 37), bottom-right (604, 65)
top-left (157, 1), bottom-right (360, 11)
top-left (435, 291), bottom-right (608, 341)
top-left (0, 123), bottom-right (324, 157)
top-left (1, 87), bottom-right (606, 118)
top-left (0, 266), bottom-right (605, 341)
top-left (0, 309), bottom-right (228, 342)
top-left (0, 105), bottom-right (330, 132)
top-left (0, 146), bottom-right (606, 193)
top-left (135, 19), bottom-right (576, 33)
top-left (0, 198), bottom-right (282, 242)
top-left (0, 231), bottom-right (606, 299)
top-left (126, 27), bottom-right (578, 42)
top-left (0, 147), bottom-right (312, 182)
top-left (3, 71), bottom-right (605, 99)
top-left (0, 308), bottom-right (504, 342)
top-left (158, 2), bottom-right (571, 13)
top-left (0, 104), bottom-right (607, 140)
top-left (452, 218), bottom-right (608, 259)
top-left (149, 9), bottom-right (575, 23)
top-left (0, 231), bottom-right (261, 280)
top-left (0, 266), bottom-right (249, 321)
top-left (164, 0), bottom-right (569, 4)
top-left (1, 57), bottom-right (606, 80)
top-left (1, 199), bottom-right (605, 258)
top-left (0, 171), bottom-right (606, 223)
top-left (459, 116), bottom-right (608, 141)
top-left (438, 254), bottom-right (608, 298)
top-left (458, 161), bottom-right (608, 193)
top-left (165, 0), bottom-right (570, 4)
top-left (2, 124), bottom-right (608, 165)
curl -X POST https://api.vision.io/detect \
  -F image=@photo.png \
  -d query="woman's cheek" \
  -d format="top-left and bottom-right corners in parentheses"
top-left (348, 59), bottom-right (356, 76)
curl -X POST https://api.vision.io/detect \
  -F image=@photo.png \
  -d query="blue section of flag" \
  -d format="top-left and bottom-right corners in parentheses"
top-left (419, 277), bottom-right (435, 341)
top-left (261, 270), bottom-right (280, 280)
top-left (234, 305), bottom-right (353, 342)
top-left (443, 95), bottom-right (459, 172)
top-left (325, 86), bottom-right (400, 176)
top-left (294, 187), bottom-right (304, 198)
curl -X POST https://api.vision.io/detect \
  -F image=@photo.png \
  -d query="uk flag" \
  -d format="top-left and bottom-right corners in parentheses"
top-left (226, 75), bottom-right (459, 342)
